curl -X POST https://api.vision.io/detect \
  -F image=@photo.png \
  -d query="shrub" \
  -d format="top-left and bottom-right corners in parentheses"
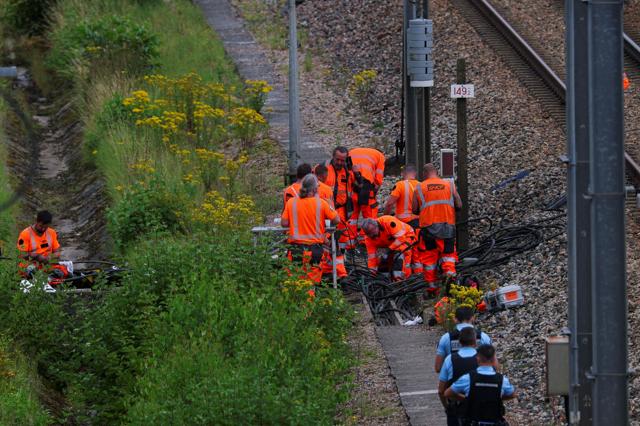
top-left (48, 15), bottom-right (158, 78)
top-left (349, 69), bottom-right (378, 111)
top-left (106, 178), bottom-right (187, 250)
top-left (0, 0), bottom-right (56, 35)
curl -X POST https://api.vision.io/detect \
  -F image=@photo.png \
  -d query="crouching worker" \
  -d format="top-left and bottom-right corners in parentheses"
top-left (361, 216), bottom-right (417, 280)
top-left (281, 174), bottom-right (339, 284)
top-left (445, 344), bottom-right (516, 426)
top-left (17, 210), bottom-right (61, 278)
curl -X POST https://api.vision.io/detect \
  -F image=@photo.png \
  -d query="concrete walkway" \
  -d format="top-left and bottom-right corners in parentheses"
top-left (377, 326), bottom-right (447, 425)
top-left (195, 0), bottom-right (327, 167)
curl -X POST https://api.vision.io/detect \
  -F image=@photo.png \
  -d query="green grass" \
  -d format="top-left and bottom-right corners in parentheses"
top-left (0, 91), bottom-right (17, 254)
top-left (0, 337), bottom-right (50, 426)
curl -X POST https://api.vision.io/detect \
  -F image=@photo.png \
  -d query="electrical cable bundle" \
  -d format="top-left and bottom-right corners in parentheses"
top-left (343, 214), bottom-right (566, 325)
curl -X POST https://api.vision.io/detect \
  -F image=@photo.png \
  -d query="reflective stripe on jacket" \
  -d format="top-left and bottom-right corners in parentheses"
top-left (281, 196), bottom-right (338, 244)
top-left (349, 148), bottom-right (385, 186)
top-left (416, 177), bottom-right (456, 228)
top-left (391, 179), bottom-right (419, 222)
top-left (323, 161), bottom-right (352, 207)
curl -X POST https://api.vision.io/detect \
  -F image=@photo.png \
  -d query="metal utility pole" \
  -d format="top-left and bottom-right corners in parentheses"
top-left (565, 0), bottom-right (593, 423)
top-left (455, 59), bottom-right (469, 251)
top-left (404, 0), bottom-right (418, 171)
top-left (587, 0), bottom-right (628, 423)
top-left (423, 0), bottom-right (431, 169)
top-left (288, 0), bottom-right (300, 182)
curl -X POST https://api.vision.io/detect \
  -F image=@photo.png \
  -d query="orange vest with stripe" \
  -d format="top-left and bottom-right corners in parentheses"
top-left (283, 182), bottom-right (301, 207)
top-left (349, 148), bottom-right (385, 186)
top-left (391, 179), bottom-right (419, 223)
top-left (317, 181), bottom-right (334, 207)
top-left (322, 161), bottom-right (352, 208)
top-left (281, 196), bottom-right (337, 245)
top-left (415, 178), bottom-right (456, 228)
top-left (17, 226), bottom-right (60, 269)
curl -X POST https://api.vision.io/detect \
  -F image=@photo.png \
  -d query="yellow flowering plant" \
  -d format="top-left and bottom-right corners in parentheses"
top-left (438, 284), bottom-right (484, 331)
top-left (244, 79), bottom-right (272, 112)
top-left (349, 69), bottom-right (378, 111)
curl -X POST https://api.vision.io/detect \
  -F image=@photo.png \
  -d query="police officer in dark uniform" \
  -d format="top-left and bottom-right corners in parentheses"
top-left (438, 327), bottom-right (479, 426)
top-left (445, 344), bottom-right (516, 426)
top-left (435, 306), bottom-right (491, 373)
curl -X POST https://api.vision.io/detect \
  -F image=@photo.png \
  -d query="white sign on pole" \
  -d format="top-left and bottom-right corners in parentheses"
top-left (450, 84), bottom-right (475, 98)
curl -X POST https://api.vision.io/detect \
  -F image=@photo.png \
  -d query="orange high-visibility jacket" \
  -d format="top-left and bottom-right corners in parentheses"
top-left (624, 73), bottom-right (630, 91)
top-left (318, 181), bottom-right (334, 207)
top-left (17, 226), bottom-right (60, 259)
top-left (322, 161), bottom-right (353, 208)
top-left (366, 216), bottom-right (417, 252)
top-left (349, 148), bottom-right (385, 187)
top-left (283, 182), bottom-right (301, 207)
top-left (390, 179), bottom-right (419, 223)
top-left (281, 196), bottom-right (338, 245)
top-left (415, 178), bottom-right (456, 228)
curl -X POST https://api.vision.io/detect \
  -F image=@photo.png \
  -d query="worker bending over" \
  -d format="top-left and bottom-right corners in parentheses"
top-left (412, 163), bottom-right (462, 290)
top-left (283, 163), bottom-right (312, 208)
top-left (348, 147), bottom-right (385, 243)
top-left (17, 210), bottom-right (61, 277)
top-left (320, 146), bottom-right (356, 250)
top-left (361, 216), bottom-right (417, 280)
top-left (281, 174), bottom-right (339, 284)
top-left (383, 164), bottom-right (420, 228)
top-left (445, 344), bottom-right (516, 426)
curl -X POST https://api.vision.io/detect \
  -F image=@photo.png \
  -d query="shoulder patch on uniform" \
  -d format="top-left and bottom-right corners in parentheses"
top-left (390, 222), bottom-right (396, 228)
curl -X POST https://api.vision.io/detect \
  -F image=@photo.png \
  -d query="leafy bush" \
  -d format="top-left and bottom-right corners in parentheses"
top-left (0, 0), bottom-right (56, 35)
top-left (106, 178), bottom-right (187, 250)
top-left (48, 15), bottom-right (158, 78)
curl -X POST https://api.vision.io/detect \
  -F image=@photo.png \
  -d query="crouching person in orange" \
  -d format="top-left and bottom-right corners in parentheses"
top-left (17, 210), bottom-right (61, 278)
top-left (412, 164), bottom-right (463, 290)
top-left (281, 174), bottom-right (340, 284)
top-left (361, 216), bottom-right (417, 280)
top-left (349, 147), bottom-right (385, 244)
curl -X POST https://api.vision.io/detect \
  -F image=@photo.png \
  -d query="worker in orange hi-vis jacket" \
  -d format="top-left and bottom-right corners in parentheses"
top-left (361, 216), bottom-right (418, 281)
top-left (320, 146), bottom-right (358, 250)
top-left (383, 163), bottom-right (420, 228)
top-left (314, 164), bottom-right (348, 279)
top-left (17, 210), bottom-right (61, 277)
top-left (623, 72), bottom-right (630, 91)
top-left (281, 174), bottom-right (339, 284)
top-left (348, 147), bottom-right (385, 244)
top-left (412, 163), bottom-right (463, 291)
top-left (283, 163), bottom-right (312, 209)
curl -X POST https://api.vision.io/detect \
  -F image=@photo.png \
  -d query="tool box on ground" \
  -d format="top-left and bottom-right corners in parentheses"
top-left (483, 284), bottom-right (525, 311)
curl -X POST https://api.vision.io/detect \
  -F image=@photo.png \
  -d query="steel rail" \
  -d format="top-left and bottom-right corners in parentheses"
top-left (466, 0), bottom-right (640, 184)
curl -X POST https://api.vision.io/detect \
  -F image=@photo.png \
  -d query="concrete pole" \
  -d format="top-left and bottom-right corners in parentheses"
top-left (288, 0), bottom-right (300, 182)
top-left (566, 0), bottom-right (594, 423)
top-left (404, 0), bottom-right (418, 172)
top-left (587, 0), bottom-right (628, 423)
top-left (455, 59), bottom-right (469, 252)
top-left (423, 0), bottom-right (431, 168)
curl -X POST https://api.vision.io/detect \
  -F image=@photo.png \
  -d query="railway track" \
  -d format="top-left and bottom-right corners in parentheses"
top-left (450, 0), bottom-right (640, 186)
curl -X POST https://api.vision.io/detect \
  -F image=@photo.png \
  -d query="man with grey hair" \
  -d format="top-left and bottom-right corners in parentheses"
top-left (281, 174), bottom-right (339, 283)
top-left (361, 215), bottom-right (417, 280)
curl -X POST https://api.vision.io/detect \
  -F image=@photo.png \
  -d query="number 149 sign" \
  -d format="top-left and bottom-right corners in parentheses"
top-left (450, 84), bottom-right (475, 98)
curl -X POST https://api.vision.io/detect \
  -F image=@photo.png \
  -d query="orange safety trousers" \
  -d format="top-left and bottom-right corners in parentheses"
top-left (418, 238), bottom-right (458, 284)
top-left (365, 243), bottom-right (413, 281)
top-left (349, 190), bottom-right (379, 245)
top-left (286, 247), bottom-right (323, 284)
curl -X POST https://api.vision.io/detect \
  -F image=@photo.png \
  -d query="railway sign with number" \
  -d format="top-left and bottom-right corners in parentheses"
top-left (450, 84), bottom-right (475, 98)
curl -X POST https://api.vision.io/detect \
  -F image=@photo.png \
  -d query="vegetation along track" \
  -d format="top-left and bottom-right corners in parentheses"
top-left (451, 0), bottom-right (640, 187)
